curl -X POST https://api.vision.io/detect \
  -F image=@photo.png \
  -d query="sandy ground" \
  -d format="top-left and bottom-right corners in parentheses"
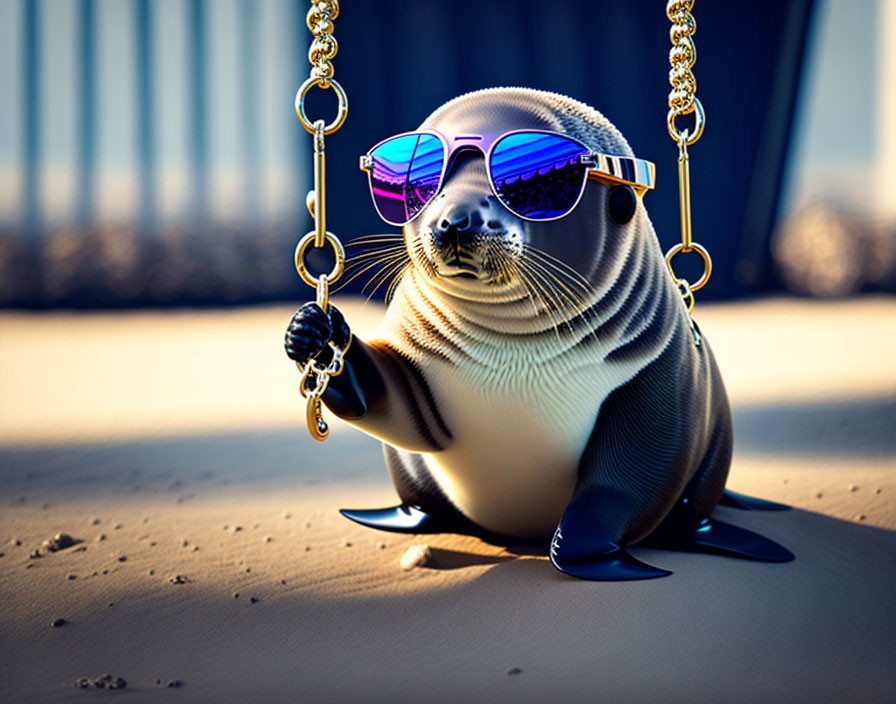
top-left (0, 296), bottom-right (894, 703)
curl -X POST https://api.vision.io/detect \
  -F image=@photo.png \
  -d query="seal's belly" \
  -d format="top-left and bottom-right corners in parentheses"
top-left (421, 364), bottom-right (606, 539)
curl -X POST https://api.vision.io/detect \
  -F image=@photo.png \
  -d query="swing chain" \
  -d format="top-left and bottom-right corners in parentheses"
top-left (293, 0), bottom-right (350, 441)
top-left (664, 0), bottom-right (711, 320)
top-left (306, 1), bottom-right (339, 87)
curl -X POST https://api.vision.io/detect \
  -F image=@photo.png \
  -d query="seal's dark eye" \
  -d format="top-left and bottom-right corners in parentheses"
top-left (607, 185), bottom-right (636, 225)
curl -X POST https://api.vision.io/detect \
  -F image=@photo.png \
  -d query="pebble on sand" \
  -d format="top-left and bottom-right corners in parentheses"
top-left (91, 518), bottom-right (101, 525)
top-left (264, 536), bottom-right (273, 543)
top-left (9, 538), bottom-right (22, 546)
top-left (377, 542), bottom-right (387, 550)
top-left (342, 538), bottom-right (352, 548)
top-left (816, 492), bottom-right (824, 499)
top-left (250, 597), bottom-right (259, 604)
top-left (848, 484), bottom-right (858, 492)
top-left (52, 618), bottom-right (68, 627)
top-left (856, 514), bottom-right (867, 521)
top-left (76, 674), bottom-right (126, 690)
top-left (67, 574), bottom-right (77, 580)
top-left (232, 525), bottom-right (243, 532)
top-left (96, 534), bottom-right (106, 541)
top-left (400, 544), bottom-right (433, 571)
top-left (117, 556), bottom-right (127, 562)
top-left (41, 532), bottom-right (82, 554)
top-left (168, 574), bottom-right (188, 585)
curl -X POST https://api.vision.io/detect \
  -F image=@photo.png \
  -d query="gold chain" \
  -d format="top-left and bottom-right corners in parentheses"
top-left (664, 0), bottom-right (711, 319)
top-left (293, 0), bottom-right (349, 441)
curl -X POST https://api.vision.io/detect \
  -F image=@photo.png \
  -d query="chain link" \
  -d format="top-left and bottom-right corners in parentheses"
top-left (667, 0), bottom-right (697, 118)
top-left (306, 1), bottom-right (339, 87)
top-left (294, 0), bottom-right (349, 441)
top-left (664, 0), bottom-right (711, 323)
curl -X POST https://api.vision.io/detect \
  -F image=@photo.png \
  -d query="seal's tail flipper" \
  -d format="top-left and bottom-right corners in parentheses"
top-left (650, 517), bottom-right (795, 563)
top-left (339, 504), bottom-right (447, 534)
top-left (549, 547), bottom-right (672, 581)
top-left (719, 488), bottom-right (791, 511)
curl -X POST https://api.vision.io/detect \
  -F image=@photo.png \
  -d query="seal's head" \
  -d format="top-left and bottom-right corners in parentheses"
top-left (393, 87), bottom-right (652, 307)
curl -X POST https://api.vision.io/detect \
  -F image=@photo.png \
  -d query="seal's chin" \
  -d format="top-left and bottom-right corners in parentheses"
top-left (418, 253), bottom-right (529, 304)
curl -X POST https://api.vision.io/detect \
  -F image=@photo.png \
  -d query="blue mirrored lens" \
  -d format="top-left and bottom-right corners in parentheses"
top-left (490, 132), bottom-right (589, 219)
top-left (369, 134), bottom-right (444, 224)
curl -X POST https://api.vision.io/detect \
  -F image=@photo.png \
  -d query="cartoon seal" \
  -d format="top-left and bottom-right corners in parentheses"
top-left (285, 87), bottom-right (792, 580)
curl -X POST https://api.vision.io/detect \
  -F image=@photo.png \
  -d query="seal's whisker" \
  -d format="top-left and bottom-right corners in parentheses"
top-left (523, 245), bottom-right (593, 291)
top-left (500, 253), bottom-right (544, 330)
top-left (518, 259), bottom-right (575, 322)
top-left (362, 253), bottom-right (408, 292)
top-left (347, 234), bottom-right (406, 247)
top-left (523, 244), bottom-right (591, 283)
top-left (362, 256), bottom-right (413, 304)
top-left (520, 251), bottom-right (596, 331)
top-left (336, 250), bottom-right (409, 292)
top-left (523, 256), bottom-right (587, 312)
top-left (341, 247), bottom-right (407, 274)
top-left (523, 247), bottom-right (593, 303)
top-left (530, 264), bottom-right (582, 338)
top-left (515, 260), bottom-right (568, 340)
top-left (384, 263), bottom-right (411, 305)
top-left (506, 258), bottom-right (553, 334)
top-left (343, 246), bottom-right (409, 266)
top-left (408, 238), bottom-right (437, 282)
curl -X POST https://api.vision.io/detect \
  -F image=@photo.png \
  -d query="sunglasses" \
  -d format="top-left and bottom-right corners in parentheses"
top-left (359, 129), bottom-right (655, 226)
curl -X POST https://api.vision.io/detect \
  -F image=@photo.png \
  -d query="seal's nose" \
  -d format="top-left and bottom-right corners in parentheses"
top-left (431, 204), bottom-right (484, 253)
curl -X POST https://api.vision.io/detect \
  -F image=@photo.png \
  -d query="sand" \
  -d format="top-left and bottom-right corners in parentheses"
top-left (1, 296), bottom-right (894, 703)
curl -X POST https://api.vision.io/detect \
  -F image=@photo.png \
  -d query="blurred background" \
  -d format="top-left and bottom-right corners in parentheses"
top-left (0, 0), bottom-right (894, 308)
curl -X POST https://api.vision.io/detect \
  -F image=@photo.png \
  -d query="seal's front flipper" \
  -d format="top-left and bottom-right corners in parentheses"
top-left (650, 517), bottom-right (794, 563)
top-left (339, 504), bottom-right (446, 534)
top-left (719, 488), bottom-right (790, 511)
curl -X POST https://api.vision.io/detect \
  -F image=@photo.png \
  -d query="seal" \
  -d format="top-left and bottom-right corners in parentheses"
top-left (285, 87), bottom-right (792, 580)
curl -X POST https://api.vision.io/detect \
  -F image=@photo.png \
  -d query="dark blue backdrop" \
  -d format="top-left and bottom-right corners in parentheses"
top-left (310, 0), bottom-right (814, 301)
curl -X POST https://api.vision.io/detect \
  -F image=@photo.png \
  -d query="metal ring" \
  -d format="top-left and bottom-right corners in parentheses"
top-left (295, 77), bottom-right (348, 135)
top-left (294, 231), bottom-right (345, 287)
top-left (665, 241), bottom-right (712, 292)
top-left (667, 97), bottom-right (705, 145)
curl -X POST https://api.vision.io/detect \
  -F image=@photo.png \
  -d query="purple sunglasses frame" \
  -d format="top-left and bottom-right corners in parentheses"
top-left (359, 128), bottom-right (656, 226)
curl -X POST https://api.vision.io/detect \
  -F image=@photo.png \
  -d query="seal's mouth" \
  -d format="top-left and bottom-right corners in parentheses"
top-left (437, 254), bottom-right (485, 280)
